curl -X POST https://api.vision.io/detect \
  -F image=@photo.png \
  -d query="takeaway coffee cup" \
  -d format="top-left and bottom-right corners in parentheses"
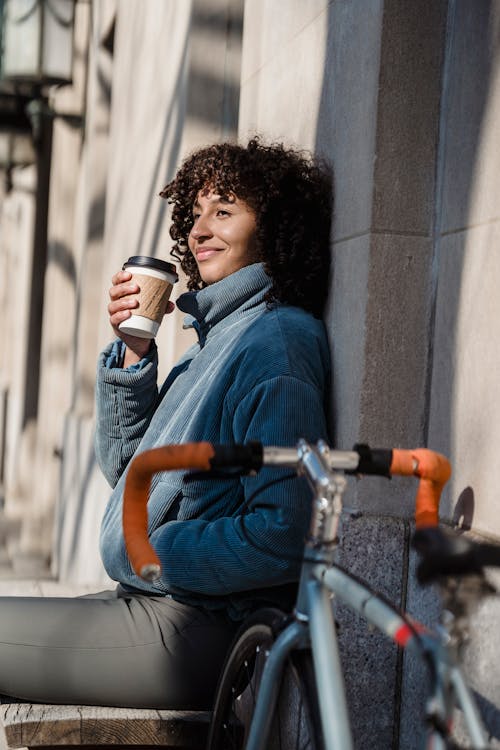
top-left (118, 256), bottom-right (179, 339)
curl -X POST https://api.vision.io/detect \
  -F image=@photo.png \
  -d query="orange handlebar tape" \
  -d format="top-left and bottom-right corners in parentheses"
top-left (123, 442), bottom-right (216, 581)
top-left (390, 449), bottom-right (452, 528)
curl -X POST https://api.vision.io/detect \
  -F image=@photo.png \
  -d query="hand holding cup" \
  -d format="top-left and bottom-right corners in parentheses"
top-left (108, 256), bottom-right (178, 365)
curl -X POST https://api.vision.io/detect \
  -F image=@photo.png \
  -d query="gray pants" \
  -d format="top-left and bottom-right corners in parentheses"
top-left (0, 587), bottom-right (237, 709)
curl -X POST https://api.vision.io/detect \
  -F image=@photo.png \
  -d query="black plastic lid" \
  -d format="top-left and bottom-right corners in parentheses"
top-left (122, 256), bottom-right (178, 277)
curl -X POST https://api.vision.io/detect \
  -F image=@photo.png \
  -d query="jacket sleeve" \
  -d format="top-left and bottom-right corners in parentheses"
top-left (94, 342), bottom-right (159, 487)
top-left (149, 375), bottom-right (330, 595)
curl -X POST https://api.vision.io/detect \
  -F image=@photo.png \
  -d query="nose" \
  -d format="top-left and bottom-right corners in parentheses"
top-left (190, 215), bottom-right (213, 240)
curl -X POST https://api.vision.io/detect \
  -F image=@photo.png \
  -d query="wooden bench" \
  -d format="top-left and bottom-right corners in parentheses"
top-left (0, 703), bottom-right (211, 750)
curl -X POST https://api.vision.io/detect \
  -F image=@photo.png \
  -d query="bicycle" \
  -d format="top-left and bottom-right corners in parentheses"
top-left (122, 440), bottom-right (500, 749)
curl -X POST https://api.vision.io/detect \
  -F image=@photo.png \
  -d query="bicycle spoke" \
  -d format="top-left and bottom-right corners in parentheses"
top-left (296, 694), bottom-right (303, 750)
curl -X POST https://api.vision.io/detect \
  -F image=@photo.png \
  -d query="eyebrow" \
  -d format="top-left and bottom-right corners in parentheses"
top-left (192, 195), bottom-right (235, 209)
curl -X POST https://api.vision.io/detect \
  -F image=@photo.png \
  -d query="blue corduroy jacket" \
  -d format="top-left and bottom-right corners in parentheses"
top-left (96, 263), bottom-right (331, 618)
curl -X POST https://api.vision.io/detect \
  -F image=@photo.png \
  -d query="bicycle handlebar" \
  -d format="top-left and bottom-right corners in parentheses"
top-left (122, 442), bottom-right (451, 581)
top-left (390, 449), bottom-right (451, 528)
top-left (123, 442), bottom-right (216, 581)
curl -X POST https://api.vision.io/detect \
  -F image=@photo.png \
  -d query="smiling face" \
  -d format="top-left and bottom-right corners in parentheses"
top-left (187, 190), bottom-right (259, 284)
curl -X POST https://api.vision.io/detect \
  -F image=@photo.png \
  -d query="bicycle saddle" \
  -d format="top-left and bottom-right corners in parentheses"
top-left (412, 526), bottom-right (500, 584)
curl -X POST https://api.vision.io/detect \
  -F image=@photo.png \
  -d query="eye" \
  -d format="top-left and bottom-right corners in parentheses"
top-left (216, 209), bottom-right (231, 217)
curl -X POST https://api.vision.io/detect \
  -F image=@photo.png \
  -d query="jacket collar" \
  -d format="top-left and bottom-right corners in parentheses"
top-left (177, 263), bottom-right (272, 341)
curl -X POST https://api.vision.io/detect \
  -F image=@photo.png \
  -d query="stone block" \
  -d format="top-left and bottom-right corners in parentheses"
top-left (372, 0), bottom-right (447, 236)
top-left (335, 513), bottom-right (409, 749)
top-left (359, 234), bottom-right (433, 501)
top-left (325, 233), bottom-right (370, 447)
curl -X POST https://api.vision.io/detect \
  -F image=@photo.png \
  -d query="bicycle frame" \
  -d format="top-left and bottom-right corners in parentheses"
top-left (121, 438), bottom-right (490, 748)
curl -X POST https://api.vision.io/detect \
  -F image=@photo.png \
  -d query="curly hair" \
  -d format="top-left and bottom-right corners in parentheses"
top-left (159, 138), bottom-right (333, 317)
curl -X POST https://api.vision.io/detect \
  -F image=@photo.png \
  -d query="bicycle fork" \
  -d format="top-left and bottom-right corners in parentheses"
top-left (243, 565), bottom-right (354, 750)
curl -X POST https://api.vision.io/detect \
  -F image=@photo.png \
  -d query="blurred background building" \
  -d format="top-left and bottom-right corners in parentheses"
top-left (0, 0), bottom-right (499, 746)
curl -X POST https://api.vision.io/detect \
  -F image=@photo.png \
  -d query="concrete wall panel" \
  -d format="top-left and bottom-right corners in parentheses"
top-left (372, 0), bottom-right (447, 235)
top-left (439, 2), bottom-right (498, 234)
top-left (326, 234), bottom-right (370, 446)
top-left (429, 226), bottom-right (500, 538)
top-left (349, 235), bottom-right (433, 520)
top-left (0, 167), bottom-right (37, 513)
top-left (428, 1), bottom-right (500, 540)
top-left (361, 234), bottom-right (433, 452)
top-left (422, 232), bottom-right (463, 476)
top-left (315, 0), bottom-right (383, 241)
top-left (240, 0), bottom-right (329, 85)
top-left (239, 6), bottom-right (328, 151)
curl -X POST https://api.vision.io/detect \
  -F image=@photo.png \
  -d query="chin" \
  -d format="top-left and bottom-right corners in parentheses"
top-left (198, 271), bottom-right (222, 285)
top-left (197, 264), bottom-right (230, 285)
top-left (197, 261), bottom-right (248, 285)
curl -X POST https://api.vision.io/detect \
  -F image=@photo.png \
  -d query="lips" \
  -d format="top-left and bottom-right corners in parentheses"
top-left (195, 246), bottom-right (223, 261)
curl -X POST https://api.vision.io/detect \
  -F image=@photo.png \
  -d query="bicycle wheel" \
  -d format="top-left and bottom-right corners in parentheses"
top-left (207, 608), bottom-right (324, 750)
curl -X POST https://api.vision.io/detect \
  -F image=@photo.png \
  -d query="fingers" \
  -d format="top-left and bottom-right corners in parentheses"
top-left (108, 271), bottom-right (140, 329)
top-left (109, 270), bottom-right (139, 300)
top-left (108, 270), bottom-right (176, 337)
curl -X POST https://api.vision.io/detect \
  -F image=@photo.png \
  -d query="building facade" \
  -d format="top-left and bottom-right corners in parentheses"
top-left (0, 0), bottom-right (499, 746)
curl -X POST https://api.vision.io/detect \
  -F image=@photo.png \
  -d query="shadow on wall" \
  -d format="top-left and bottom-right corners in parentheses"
top-left (49, 240), bottom-right (77, 287)
top-left (453, 486), bottom-right (474, 531)
top-left (187, 0), bottom-right (243, 140)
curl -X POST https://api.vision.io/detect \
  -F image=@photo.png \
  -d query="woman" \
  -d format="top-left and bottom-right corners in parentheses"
top-left (0, 138), bottom-right (332, 710)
